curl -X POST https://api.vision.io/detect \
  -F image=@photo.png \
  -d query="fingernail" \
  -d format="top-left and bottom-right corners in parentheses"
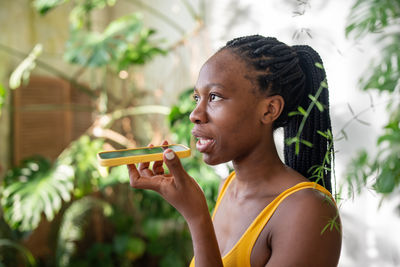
top-left (165, 152), bottom-right (175, 160)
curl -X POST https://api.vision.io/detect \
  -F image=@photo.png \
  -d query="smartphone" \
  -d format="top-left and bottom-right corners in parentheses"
top-left (97, 144), bottom-right (191, 167)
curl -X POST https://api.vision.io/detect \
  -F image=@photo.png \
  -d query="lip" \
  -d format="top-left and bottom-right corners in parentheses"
top-left (191, 128), bottom-right (215, 153)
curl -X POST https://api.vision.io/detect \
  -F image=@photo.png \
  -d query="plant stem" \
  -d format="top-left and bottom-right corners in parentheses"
top-left (0, 43), bottom-right (96, 98)
top-left (180, 0), bottom-right (200, 20)
top-left (105, 105), bottom-right (171, 128)
top-left (124, 0), bottom-right (186, 34)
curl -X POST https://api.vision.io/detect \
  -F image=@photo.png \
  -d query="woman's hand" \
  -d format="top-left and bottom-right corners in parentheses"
top-left (128, 141), bottom-right (223, 267)
top-left (127, 141), bottom-right (209, 222)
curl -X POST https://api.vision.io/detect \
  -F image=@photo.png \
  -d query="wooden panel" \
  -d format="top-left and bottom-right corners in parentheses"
top-left (13, 76), bottom-right (94, 165)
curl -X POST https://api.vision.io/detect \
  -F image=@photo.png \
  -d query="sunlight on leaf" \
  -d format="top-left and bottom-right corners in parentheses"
top-left (1, 157), bottom-right (74, 231)
top-left (9, 44), bottom-right (43, 89)
top-left (33, 0), bottom-right (68, 15)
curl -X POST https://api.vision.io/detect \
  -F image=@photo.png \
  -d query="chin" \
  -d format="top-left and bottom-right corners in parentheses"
top-left (202, 154), bottom-right (227, 166)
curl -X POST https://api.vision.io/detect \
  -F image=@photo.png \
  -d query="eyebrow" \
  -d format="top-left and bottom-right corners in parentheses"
top-left (194, 83), bottom-right (227, 92)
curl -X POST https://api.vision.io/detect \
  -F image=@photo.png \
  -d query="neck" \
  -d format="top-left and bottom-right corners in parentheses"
top-left (232, 133), bottom-right (286, 189)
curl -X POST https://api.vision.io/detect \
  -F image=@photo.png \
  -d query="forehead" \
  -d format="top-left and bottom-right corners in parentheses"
top-left (195, 50), bottom-right (253, 91)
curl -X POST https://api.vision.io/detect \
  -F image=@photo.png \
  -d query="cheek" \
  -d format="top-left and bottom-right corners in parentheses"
top-left (215, 107), bottom-right (259, 136)
top-left (214, 107), bottom-right (261, 151)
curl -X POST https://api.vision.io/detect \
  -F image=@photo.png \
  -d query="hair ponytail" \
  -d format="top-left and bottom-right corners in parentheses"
top-left (284, 45), bottom-right (333, 192)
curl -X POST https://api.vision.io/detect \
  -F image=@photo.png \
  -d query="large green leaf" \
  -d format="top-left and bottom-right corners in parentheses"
top-left (1, 157), bottom-right (74, 231)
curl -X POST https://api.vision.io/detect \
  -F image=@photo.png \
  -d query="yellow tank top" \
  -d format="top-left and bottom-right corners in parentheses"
top-left (189, 172), bottom-right (334, 267)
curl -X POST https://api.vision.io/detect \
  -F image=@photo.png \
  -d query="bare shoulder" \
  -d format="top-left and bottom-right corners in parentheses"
top-left (266, 187), bottom-right (342, 267)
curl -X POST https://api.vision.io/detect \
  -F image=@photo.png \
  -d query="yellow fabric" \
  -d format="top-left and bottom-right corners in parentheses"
top-left (189, 172), bottom-right (334, 267)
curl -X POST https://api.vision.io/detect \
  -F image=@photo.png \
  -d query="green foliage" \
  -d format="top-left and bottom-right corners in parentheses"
top-left (9, 44), bottom-right (43, 89)
top-left (345, 0), bottom-right (400, 198)
top-left (1, 156), bottom-right (74, 231)
top-left (56, 196), bottom-right (113, 267)
top-left (34, 0), bottom-right (116, 27)
top-left (347, 117), bottom-right (400, 195)
top-left (169, 89), bottom-right (196, 146)
top-left (69, 0), bottom-right (117, 29)
top-left (65, 14), bottom-right (166, 70)
top-left (345, 0), bottom-right (400, 39)
top-left (0, 83), bottom-right (5, 116)
top-left (0, 239), bottom-right (36, 266)
top-left (58, 135), bottom-right (104, 197)
top-left (308, 129), bottom-right (333, 186)
top-left (33, 0), bottom-right (165, 71)
top-left (1, 1), bottom-right (210, 265)
top-left (33, 0), bottom-right (68, 15)
top-left (359, 39), bottom-right (400, 93)
top-left (0, 135), bottom-right (103, 233)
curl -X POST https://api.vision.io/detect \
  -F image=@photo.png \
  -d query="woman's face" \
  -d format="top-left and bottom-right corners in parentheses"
top-left (190, 49), bottom-right (266, 165)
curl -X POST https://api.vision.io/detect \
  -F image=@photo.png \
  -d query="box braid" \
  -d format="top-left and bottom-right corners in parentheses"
top-left (221, 35), bottom-right (333, 192)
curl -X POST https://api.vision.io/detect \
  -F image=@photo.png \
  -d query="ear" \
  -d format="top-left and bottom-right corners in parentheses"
top-left (260, 95), bottom-right (285, 125)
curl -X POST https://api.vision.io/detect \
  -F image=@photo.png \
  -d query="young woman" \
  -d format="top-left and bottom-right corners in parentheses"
top-left (128, 35), bottom-right (342, 267)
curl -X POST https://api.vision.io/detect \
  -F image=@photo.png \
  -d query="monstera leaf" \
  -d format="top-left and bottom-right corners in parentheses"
top-left (1, 157), bottom-right (74, 231)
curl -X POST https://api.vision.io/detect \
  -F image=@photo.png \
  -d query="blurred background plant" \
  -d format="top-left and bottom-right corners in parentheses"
top-left (0, 0), bottom-right (219, 266)
top-left (344, 0), bottom-right (400, 203)
top-left (1, 0), bottom-right (400, 266)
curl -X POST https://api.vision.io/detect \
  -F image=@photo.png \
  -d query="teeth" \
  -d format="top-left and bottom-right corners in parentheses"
top-left (199, 138), bottom-right (212, 145)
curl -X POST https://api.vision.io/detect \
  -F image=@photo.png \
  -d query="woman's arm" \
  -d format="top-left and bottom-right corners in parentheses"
top-left (127, 143), bottom-right (223, 267)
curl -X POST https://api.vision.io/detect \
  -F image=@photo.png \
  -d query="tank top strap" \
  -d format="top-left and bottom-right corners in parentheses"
top-left (241, 181), bottom-right (334, 259)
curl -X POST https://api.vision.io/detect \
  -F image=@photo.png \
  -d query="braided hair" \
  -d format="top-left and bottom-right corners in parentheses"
top-left (221, 35), bottom-right (333, 192)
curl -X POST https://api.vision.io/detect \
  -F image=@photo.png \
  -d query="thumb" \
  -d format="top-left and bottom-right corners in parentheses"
top-left (163, 149), bottom-right (187, 183)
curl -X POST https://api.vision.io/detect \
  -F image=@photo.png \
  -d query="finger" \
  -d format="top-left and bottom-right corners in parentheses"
top-left (127, 164), bottom-right (140, 187)
top-left (161, 139), bottom-right (169, 146)
top-left (153, 140), bottom-right (168, 174)
top-left (163, 149), bottom-right (187, 184)
top-left (127, 164), bottom-right (162, 191)
top-left (153, 160), bottom-right (164, 175)
top-left (138, 144), bottom-right (154, 176)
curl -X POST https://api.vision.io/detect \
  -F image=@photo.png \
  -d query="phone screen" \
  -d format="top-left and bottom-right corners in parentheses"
top-left (98, 145), bottom-right (187, 159)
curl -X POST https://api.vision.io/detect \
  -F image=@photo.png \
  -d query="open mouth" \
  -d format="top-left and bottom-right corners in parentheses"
top-left (196, 137), bottom-right (215, 153)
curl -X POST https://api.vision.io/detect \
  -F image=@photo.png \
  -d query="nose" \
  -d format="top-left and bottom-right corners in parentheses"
top-left (190, 101), bottom-right (208, 124)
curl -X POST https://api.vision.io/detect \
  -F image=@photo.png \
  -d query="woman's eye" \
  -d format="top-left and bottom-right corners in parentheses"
top-left (210, 94), bottom-right (222, 102)
top-left (193, 94), bottom-right (200, 103)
